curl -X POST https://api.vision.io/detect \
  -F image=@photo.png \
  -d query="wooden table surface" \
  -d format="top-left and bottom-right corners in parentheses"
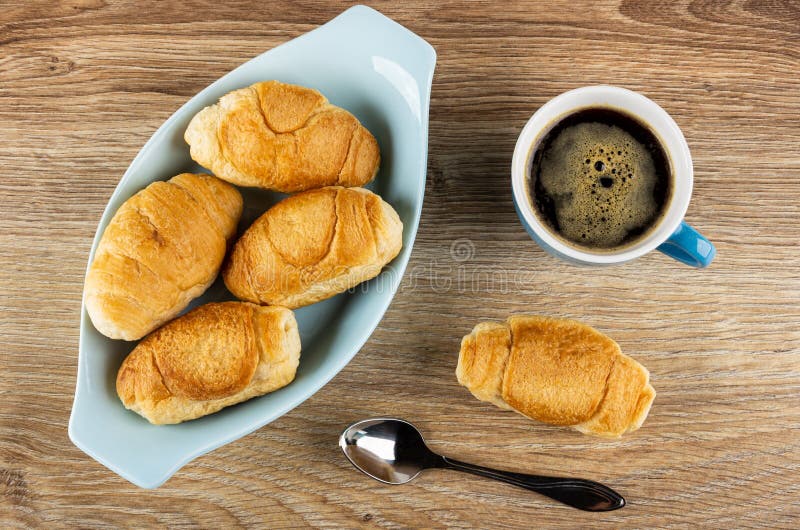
top-left (2, 1), bottom-right (799, 527)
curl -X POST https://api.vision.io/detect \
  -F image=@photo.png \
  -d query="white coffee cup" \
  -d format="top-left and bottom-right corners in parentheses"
top-left (511, 85), bottom-right (715, 267)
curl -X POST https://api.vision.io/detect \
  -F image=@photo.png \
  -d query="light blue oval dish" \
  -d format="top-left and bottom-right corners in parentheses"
top-left (68, 5), bottom-right (436, 489)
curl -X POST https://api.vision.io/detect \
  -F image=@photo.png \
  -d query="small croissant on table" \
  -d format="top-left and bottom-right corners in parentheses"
top-left (457, 315), bottom-right (655, 438)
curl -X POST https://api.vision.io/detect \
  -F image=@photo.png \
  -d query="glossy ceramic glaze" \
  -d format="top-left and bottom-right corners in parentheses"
top-left (68, 5), bottom-right (436, 489)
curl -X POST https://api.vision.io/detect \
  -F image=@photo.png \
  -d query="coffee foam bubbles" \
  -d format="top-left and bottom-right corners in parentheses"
top-left (538, 121), bottom-right (660, 248)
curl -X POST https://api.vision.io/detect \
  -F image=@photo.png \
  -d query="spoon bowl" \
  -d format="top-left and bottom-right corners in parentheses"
top-left (339, 417), bottom-right (626, 512)
top-left (339, 417), bottom-right (440, 484)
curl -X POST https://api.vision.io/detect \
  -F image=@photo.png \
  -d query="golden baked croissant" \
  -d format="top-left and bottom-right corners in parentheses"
top-left (116, 302), bottom-right (300, 424)
top-left (223, 186), bottom-right (402, 309)
top-left (84, 173), bottom-right (243, 341)
top-left (457, 316), bottom-right (655, 438)
top-left (184, 80), bottom-right (380, 193)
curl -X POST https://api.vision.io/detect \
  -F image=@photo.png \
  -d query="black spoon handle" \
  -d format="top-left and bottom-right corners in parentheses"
top-left (441, 457), bottom-right (625, 512)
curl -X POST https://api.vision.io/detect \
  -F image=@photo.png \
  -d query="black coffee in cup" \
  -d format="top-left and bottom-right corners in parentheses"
top-left (526, 107), bottom-right (672, 251)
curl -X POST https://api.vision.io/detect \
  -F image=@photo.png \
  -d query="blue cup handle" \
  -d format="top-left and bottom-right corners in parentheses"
top-left (657, 221), bottom-right (716, 268)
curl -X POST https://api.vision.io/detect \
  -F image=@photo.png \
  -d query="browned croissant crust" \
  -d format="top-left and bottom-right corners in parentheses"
top-left (116, 302), bottom-right (300, 424)
top-left (457, 316), bottom-right (655, 438)
top-left (223, 186), bottom-right (402, 309)
top-left (84, 173), bottom-right (243, 341)
top-left (184, 80), bottom-right (380, 193)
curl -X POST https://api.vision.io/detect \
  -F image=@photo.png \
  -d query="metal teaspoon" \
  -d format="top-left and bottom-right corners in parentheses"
top-left (339, 417), bottom-right (625, 512)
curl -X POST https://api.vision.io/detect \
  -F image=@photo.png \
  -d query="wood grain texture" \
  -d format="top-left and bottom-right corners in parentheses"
top-left (1, 0), bottom-right (799, 527)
